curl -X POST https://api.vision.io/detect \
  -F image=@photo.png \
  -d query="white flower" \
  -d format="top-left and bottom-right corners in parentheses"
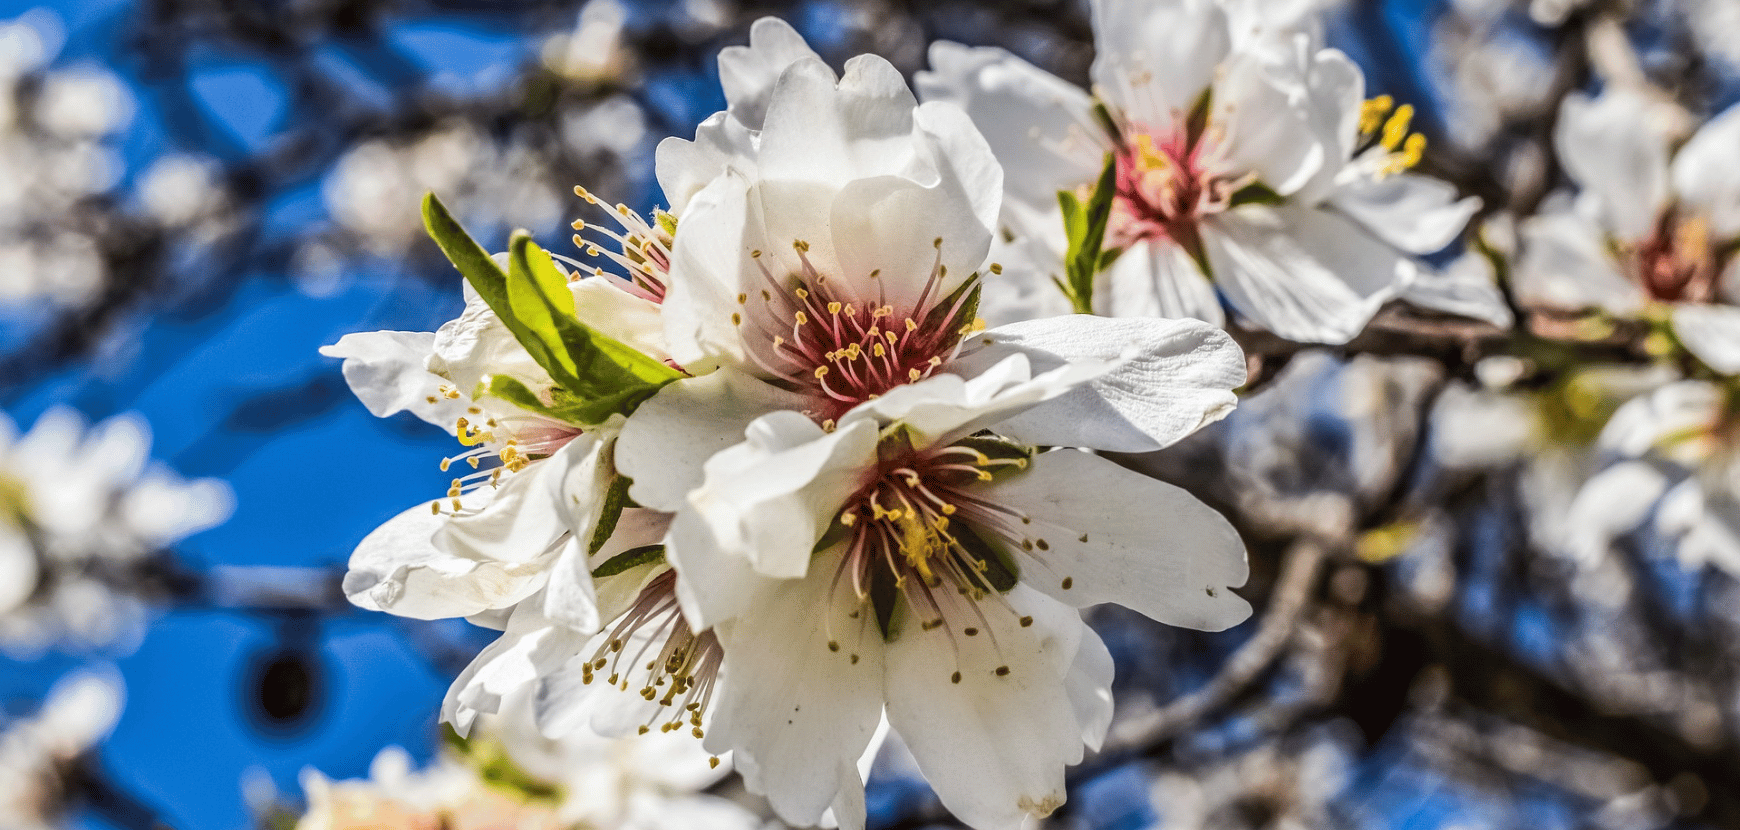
top-left (0, 408), bottom-right (230, 656)
top-left (324, 269), bottom-right (667, 628)
top-left (1561, 381), bottom-right (1740, 574)
top-left (916, 0), bottom-right (1480, 343)
top-left (1514, 89), bottom-right (1740, 374)
top-left (0, 671), bottom-right (123, 830)
top-left (613, 344), bottom-right (1251, 829)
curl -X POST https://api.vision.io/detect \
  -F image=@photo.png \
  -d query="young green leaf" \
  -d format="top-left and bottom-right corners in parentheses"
top-left (1057, 153), bottom-right (1118, 314)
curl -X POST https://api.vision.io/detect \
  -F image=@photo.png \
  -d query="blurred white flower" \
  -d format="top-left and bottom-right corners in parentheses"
top-left (918, 0), bottom-right (1479, 343)
top-left (1563, 380), bottom-right (1740, 574)
top-left (0, 408), bottom-right (231, 656)
top-left (1514, 89), bottom-right (1740, 374)
top-left (543, 0), bottom-right (633, 84)
top-left (0, 671), bottom-right (124, 830)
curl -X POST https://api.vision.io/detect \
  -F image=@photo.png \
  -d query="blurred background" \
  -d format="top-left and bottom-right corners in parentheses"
top-left (3, 0), bottom-right (1740, 828)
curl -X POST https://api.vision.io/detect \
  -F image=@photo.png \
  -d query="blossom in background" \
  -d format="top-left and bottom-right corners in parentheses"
top-left (1514, 88), bottom-right (1740, 374)
top-left (0, 408), bottom-right (231, 656)
top-left (296, 686), bottom-right (760, 830)
top-left (1559, 380), bottom-right (1740, 575)
top-left (0, 671), bottom-right (123, 830)
top-left (917, 0), bottom-right (1482, 343)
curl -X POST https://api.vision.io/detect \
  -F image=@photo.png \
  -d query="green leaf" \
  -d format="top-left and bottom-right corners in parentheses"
top-left (588, 473), bottom-right (632, 556)
top-left (1057, 153), bottom-right (1118, 315)
top-left (423, 193), bottom-right (510, 310)
top-left (953, 522), bottom-right (1020, 594)
top-left (591, 544), bottom-right (666, 578)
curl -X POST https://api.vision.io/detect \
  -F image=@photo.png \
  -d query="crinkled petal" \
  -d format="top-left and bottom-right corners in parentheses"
top-left (656, 112), bottom-right (759, 216)
top-left (342, 503), bottom-right (551, 620)
top-left (706, 553), bottom-right (886, 828)
top-left (660, 171), bottom-right (761, 373)
top-left (954, 315), bottom-right (1245, 452)
top-left (435, 440), bottom-right (580, 565)
top-left (758, 56), bottom-right (927, 191)
top-left (884, 584), bottom-right (1085, 830)
top-left (845, 352), bottom-right (1115, 447)
top-left (1672, 304), bottom-right (1740, 375)
top-left (982, 448), bottom-right (1252, 631)
top-left (1212, 50), bottom-right (1323, 196)
top-left (1065, 625), bottom-right (1115, 752)
top-left (1207, 205), bottom-right (1412, 344)
top-left (443, 601), bottom-right (586, 736)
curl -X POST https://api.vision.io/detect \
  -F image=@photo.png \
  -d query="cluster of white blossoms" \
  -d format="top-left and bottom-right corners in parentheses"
top-left (333, 0), bottom-right (1740, 826)
top-left (0, 408), bottom-right (232, 656)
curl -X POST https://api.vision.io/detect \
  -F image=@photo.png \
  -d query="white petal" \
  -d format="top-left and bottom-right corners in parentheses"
top-left (1598, 380), bottom-right (1724, 457)
top-left (846, 352), bottom-right (1113, 446)
top-left (1212, 50), bottom-right (1324, 196)
top-left (615, 367), bottom-right (812, 512)
top-left (686, 413), bottom-right (878, 580)
top-left (718, 17), bottom-right (822, 131)
top-left (540, 537), bottom-right (601, 634)
top-left (1671, 104), bottom-right (1740, 238)
top-left (884, 585), bottom-right (1085, 829)
top-left (0, 526), bottom-right (37, 615)
top-left (659, 171), bottom-right (761, 373)
top-left (757, 56), bottom-right (925, 190)
top-left (1331, 172), bottom-right (1480, 254)
top-left (434, 441), bottom-right (577, 565)
top-left (957, 315), bottom-right (1245, 452)
top-left (1402, 251), bottom-right (1516, 329)
top-left (707, 555), bottom-right (887, 828)
top-left (1292, 48), bottom-right (1366, 204)
top-left (1561, 461), bottom-right (1668, 562)
top-left (1672, 304), bottom-right (1740, 375)
top-left (342, 503), bottom-right (550, 620)
top-left (442, 601), bottom-right (585, 736)
top-left (656, 112), bottom-right (758, 216)
top-left (319, 331), bottom-right (465, 429)
top-left (428, 289), bottom-right (548, 395)
top-left (569, 276), bottom-right (670, 361)
top-left (982, 448), bottom-right (1253, 631)
top-left (665, 503), bottom-right (780, 631)
top-left (1103, 237), bottom-right (1225, 325)
top-left (1090, 0), bottom-right (1230, 122)
top-left (1206, 205), bottom-right (1412, 344)
top-left (828, 170), bottom-right (990, 314)
top-left (1513, 210), bottom-right (1644, 314)
top-left (917, 42), bottom-right (1108, 211)
top-left (1065, 626), bottom-right (1115, 752)
top-left (587, 509), bottom-right (675, 622)
top-left (1556, 89), bottom-right (1672, 240)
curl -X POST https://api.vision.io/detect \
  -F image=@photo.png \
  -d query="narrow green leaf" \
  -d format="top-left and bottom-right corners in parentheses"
top-left (422, 193), bottom-right (510, 311)
top-left (1057, 153), bottom-right (1118, 315)
top-left (587, 473), bottom-right (633, 556)
top-left (591, 544), bottom-right (666, 578)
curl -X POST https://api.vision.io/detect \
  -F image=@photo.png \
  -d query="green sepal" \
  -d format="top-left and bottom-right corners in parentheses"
top-left (481, 375), bottom-right (596, 425)
top-left (588, 473), bottom-right (633, 557)
top-left (1057, 153), bottom-right (1119, 315)
top-left (1228, 181), bottom-right (1284, 208)
top-left (922, 278), bottom-right (983, 342)
top-left (953, 522), bottom-right (1020, 594)
top-left (591, 544), bottom-right (666, 578)
top-left (869, 556), bottom-right (900, 641)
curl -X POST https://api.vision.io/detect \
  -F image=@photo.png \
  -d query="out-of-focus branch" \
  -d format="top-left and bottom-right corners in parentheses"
top-left (1100, 536), bottom-right (1333, 756)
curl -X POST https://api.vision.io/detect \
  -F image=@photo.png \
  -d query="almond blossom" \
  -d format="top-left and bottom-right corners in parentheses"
top-left (1513, 88), bottom-right (1740, 375)
top-left (916, 0), bottom-right (1482, 343)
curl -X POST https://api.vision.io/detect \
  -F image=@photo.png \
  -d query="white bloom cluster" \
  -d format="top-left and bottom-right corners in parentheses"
top-left (336, 0), bottom-right (1740, 826)
top-left (0, 11), bottom-right (132, 308)
top-left (0, 408), bottom-right (232, 656)
top-left (0, 671), bottom-right (123, 830)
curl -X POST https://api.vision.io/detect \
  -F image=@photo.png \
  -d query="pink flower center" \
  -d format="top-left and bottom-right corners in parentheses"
top-left (742, 241), bottom-right (980, 423)
top-left (1109, 126), bottom-right (1250, 254)
top-left (1634, 211), bottom-right (1725, 304)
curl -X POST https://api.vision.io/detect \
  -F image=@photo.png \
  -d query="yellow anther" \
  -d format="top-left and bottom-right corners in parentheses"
top-left (795, 287), bottom-right (808, 299)
top-left (872, 343), bottom-right (886, 357)
top-left (736, 293), bottom-right (747, 304)
top-left (425, 395), bottom-right (438, 405)
top-left (827, 301), bottom-right (842, 315)
top-left (908, 368), bottom-right (923, 382)
top-left (1381, 104), bottom-right (1414, 152)
top-left (439, 458), bottom-right (452, 472)
top-left (795, 311), bottom-right (809, 325)
top-left (793, 239), bottom-right (811, 253)
top-left (933, 237), bottom-right (943, 248)
top-left (989, 263), bottom-right (1003, 275)
top-left (814, 366), bottom-right (829, 378)
top-left (571, 218), bottom-right (586, 230)
top-left (1359, 95), bottom-right (1394, 135)
top-left (430, 501), bottom-right (441, 515)
top-left (840, 511), bottom-right (857, 526)
top-left (732, 313), bottom-right (742, 326)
